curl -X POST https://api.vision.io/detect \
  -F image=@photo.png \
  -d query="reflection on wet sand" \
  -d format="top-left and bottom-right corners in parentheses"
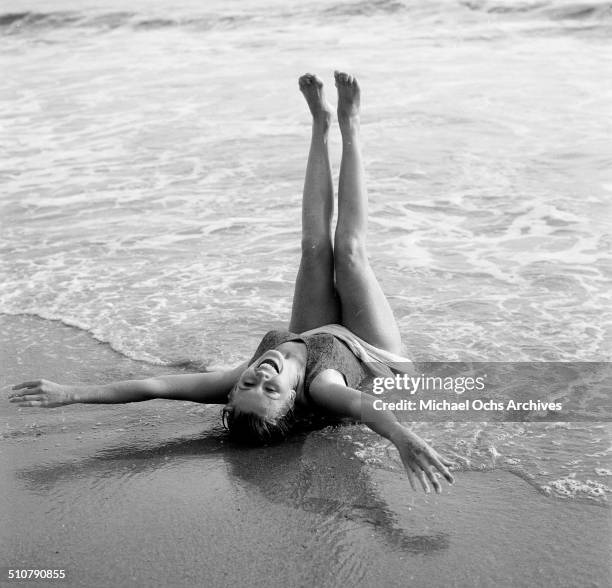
top-left (16, 426), bottom-right (449, 555)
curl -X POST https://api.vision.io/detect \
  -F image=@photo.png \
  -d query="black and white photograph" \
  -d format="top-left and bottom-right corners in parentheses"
top-left (1, 1), bottom-right (610, 587)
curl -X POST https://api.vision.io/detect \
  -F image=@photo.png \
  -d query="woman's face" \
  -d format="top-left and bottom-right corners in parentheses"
top-left (230, 349), bottom-right (297, 418)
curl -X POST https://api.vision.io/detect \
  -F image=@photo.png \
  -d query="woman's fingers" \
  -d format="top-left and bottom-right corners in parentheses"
top-left (10, 394), bottom-right (44, 404)
top-left (402, 456), bottom-right (431, 493)
top-left (12, 380), bottom-right (42, 390)
top-left (9, 388), bottom-right (42, 399)
top-left (426, 465), bottom-right (442, 494)
top-left (9, 388), bottom-right (41, 399)
top-left (15, 400), bottom-right (43, 407)
top-left (414, 454), bottom-right (441, 493)
top-left (9, 380), bottom-right (67, 409)
top-left (405, 451), bottom-right (454, 494)
top-left (393, 429), bottom-right (457, 493)
top-left (428, 452), bottom-right (455, 484)
top-left (417, 445), bottom-right (455, 483)
top-left (400, 454), bottom-right (430, 493)
top-left (429, 469), bottom-right (442, 494)
top-left (405, 465), bottom-right (418, 491)
top-left (21, 394), bottom-right (44, 402)
top-left (10, 382), bottom-right (42, 400)
top-left (417, 468), bottom-right (431, 493)
top-left (435, 451), bottom-right (456, 469)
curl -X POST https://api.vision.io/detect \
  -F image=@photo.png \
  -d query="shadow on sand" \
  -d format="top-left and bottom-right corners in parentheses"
top-left (16, 423), bottom-right (449, 555)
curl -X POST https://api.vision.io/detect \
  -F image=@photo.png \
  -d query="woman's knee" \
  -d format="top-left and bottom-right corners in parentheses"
top-left (300, 238), bottom-right (333, 265)
top-left (334, 234), bottom-right (368, 273)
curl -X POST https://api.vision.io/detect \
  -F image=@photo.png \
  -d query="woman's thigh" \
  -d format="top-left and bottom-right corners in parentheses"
top-left (289, 244), bottom-right (340, 333)
top-left (334, 242), bottom-right (402, 354)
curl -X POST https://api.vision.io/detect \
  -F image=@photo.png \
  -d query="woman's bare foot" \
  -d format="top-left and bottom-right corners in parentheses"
top-left (334, 70), bottom-right (360, 134)
top-left (299, 73), bottom-right (332, 129)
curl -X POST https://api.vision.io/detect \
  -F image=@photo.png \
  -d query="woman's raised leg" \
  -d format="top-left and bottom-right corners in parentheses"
top-left (332, 71), bottom-right (402, 353)
top-left (289, 74), bottom-right (340, 333)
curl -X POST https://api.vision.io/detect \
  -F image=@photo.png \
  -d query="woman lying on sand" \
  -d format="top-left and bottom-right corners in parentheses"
top-left (10, 71), bottom-right (454, 494)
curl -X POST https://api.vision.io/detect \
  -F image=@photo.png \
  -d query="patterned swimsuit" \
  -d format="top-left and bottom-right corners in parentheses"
top-left (249, 329), bottom-right (393, 393)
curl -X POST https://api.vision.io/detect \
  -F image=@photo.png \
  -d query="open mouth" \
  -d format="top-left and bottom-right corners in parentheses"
top-left (257, 357), bottom-right (281, 375)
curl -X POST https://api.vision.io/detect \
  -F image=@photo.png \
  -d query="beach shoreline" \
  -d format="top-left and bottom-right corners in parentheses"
top-left (1, 314), bottom-right (610, 588)
top-left (3, 1), bottom-right (611, 585)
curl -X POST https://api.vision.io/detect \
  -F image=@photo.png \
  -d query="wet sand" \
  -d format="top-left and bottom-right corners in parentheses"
top-left (1, 315), bottom-right (610, 588)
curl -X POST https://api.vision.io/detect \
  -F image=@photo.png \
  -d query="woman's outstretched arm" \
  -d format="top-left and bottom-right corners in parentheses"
top-left (9, 362), bottom-right (248, 408)
top-left (309, 372), bottom-right (454, 494)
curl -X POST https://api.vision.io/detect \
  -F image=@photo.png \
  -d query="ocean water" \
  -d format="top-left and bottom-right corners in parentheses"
top-left (1, 0), bottom-right (611, 503)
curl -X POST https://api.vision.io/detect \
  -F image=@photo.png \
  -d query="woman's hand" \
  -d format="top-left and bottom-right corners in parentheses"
top-left (9, 379), bottom-right (74, 408)
top-left (390, 424), bottom-right (455, 494)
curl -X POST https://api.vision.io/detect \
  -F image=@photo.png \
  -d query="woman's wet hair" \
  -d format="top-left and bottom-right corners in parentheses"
top-left (221, 400), bottom-right (296, 445)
